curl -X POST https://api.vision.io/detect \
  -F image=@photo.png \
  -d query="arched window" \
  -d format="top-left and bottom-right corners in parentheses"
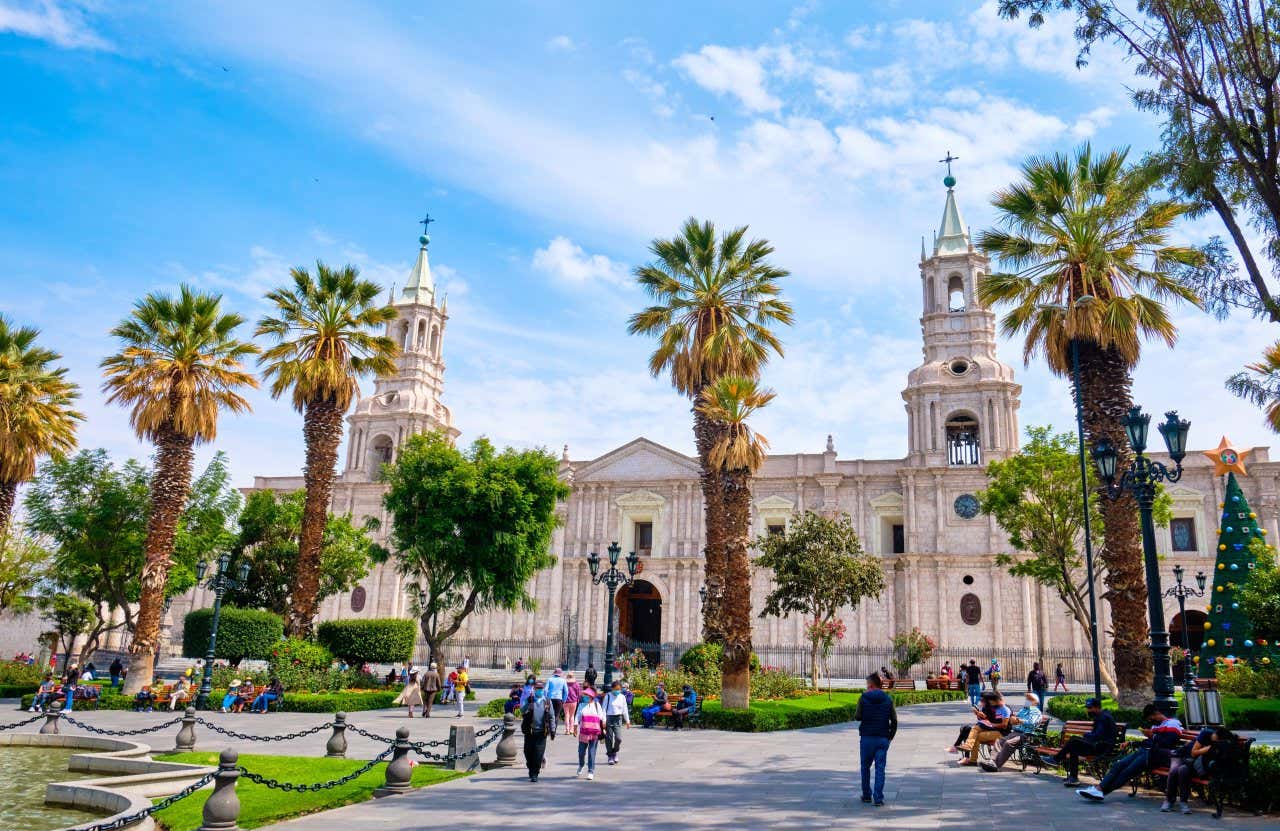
top-left (945, 413), bottom-right (980, 465)
top-left (369, 435), bottom-right (394, 469)
top-left (947, 274), bottom-right (965, 312)
top-left (926, 276), bottom-right (935, 313)
top-left (396, 321), bottom-right (410, 350)
top-left (416, 320), bottom-right (427, 350)
top-left (430, 325), bottom-right (440, 356)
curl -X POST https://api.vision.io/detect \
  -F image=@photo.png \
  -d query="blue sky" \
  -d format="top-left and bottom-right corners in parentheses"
top-left (3, 0), bottom-right (1279, 488)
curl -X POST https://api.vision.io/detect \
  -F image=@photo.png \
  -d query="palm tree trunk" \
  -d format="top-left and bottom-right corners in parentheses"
top-left (693, 403), bottom-right (727, 645)
top-left (287, 396), bottom-right (344, 637)
top-left (1076, 340), bottom-right (1152, 705)
top-left (0, 479), bottom-right (16, 536)
top-left (719, 467), bottom-right (753, 710)
top-left (122, 425), bottom-right (194, 696)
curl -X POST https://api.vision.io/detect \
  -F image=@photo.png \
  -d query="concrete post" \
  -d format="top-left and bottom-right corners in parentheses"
top-left (198, 749), bottom-right (241, 831)
top-left (447, 724), bottom-right (477, 772)
top-left (175, 706), bottom-right (198, 752)
top-left (326, 712), bottom-right (348, 758)
top-left (492, 714), bottom-right (517, 767)
top-left (39, 711), bottom-right (60, 734)
top-left (374, 726), bottom-right (412, 798)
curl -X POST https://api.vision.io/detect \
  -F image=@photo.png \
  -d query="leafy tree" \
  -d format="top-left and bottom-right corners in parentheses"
top-left (628, 219), bottom-right (793, 645)
top-left (756, 510), bottom-right (885, 691)
top-left (256, 263), bottom-right (398, 638)
top-left (698, 375), bottom-right (775, 709)
top-left (40, 592), bottom-right (94, 671)
top-left (0, 529), bottom-right (50, 616)
top-left (976, 145), bottom-right (1202, 704)
top-left (1239, 543), bottom-right (1280, 646)
top-left (379, 431), bottom-right (567, 673)
top-left (182, 606), bottom-right (284, 665)
top-left (0, 315), bottom-right (82, 532)
top-left (224, 489), bottom-right (374, 617)
top-left (100, 286), bottom-right (258, 697)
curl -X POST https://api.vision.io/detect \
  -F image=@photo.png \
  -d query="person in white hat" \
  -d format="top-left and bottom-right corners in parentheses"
top-left (220, 680), bottom-right (242, 713)
top-left (394, 667), bottom-right (424, 717)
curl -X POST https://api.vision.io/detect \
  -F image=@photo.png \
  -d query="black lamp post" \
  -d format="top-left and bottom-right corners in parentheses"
top-left (587, 542), bottom-right (638, 688)
top-left (698, 584), bottom-right (708, 609)
top-left (1165, 564), bottom-right (1207, 691)
top-left (1093, 406), bottom-right (1191, 714)
top-left (193, 554), bottom-right (251, 710)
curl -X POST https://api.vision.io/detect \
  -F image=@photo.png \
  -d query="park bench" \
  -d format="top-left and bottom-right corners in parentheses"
top-left (654, 698), bottom-right (702, 729)
top-left (1130, 729), bottom-right (1254, 818)
top-left (1035, 719), bottom-right (1128, 780)
top-left (887, 679), bottom-right (917, 691)
top-left (51, 685), bottom-right (100, 710)
top-left (1009, 715), bottom-right (1053, 772)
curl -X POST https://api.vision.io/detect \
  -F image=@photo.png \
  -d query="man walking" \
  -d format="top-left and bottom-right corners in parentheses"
top-left (853, 672), bottom-right (897, 807)
top-left (109, 658), bottom-right (124, 690)
top-left (603, 679), bottom-right (631, 765)
top-left (520, 680), bottom-right (556, 782)
top-left (584, 663), bottom-right (598, 690)
top-left (962, 659), bottom-right (983, 707)
top-left (546, 667), bottom-right (568, 725)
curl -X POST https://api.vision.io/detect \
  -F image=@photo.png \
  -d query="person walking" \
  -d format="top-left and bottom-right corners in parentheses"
top-left (564, 672), bottom-right (581, 735)
top-left (853, 672), bottom-right (898, 807)
top-left (962, 660), bottom-right (982, 707)
top-left (394, 668), bottom-right (424, 717)
top-left (109, 658), bottom-right (124, 690)
top-left (583, 663), bottom-right (598, 689)
top-left (1053, 663), bottom-right (1068, 692)
top-left (575, 688), bottom-right (605, 780)
top-left (454, 665), bottom-right (469, 717)
top-left (985, 658), bottom-right (1002, 693)
top-left (546, 667), bottom-right (568, 725)
top-left (1026, 662), bottom-right (1048, 708)
top-left (420, 662), bottom-right (442, 717)
top-left (520, 680), bottom-right (556, 782)
top-left (603, 680), bottom-right (631, 764)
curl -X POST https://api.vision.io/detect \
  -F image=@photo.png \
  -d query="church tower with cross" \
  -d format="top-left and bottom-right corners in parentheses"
top-left (341, 219), bottom-right (458, 481)
top-left (902, 158), bottom-right (1021, 468)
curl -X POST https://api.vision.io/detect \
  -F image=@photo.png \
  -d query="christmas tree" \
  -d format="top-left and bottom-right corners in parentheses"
top-left (1200, 469), bottom-right (1280, 676)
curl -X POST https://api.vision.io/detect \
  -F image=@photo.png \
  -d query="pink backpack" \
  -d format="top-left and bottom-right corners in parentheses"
top-left (578, 706), bottom-right (603, 742)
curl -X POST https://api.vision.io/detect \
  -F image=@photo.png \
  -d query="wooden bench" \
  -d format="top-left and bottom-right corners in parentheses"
top-left (1035, 719), bottom-right (1128, 780)
top-left (655, 699), bottom-right (701, 729)
top-left (925, 679), bottom-right (963, 691)
top-left (887, 679), bottom-right (917, 691)
top-left (1134, 729), bottom-right (1254, 818)
top-left (51, 685), bottom-right (100, 710)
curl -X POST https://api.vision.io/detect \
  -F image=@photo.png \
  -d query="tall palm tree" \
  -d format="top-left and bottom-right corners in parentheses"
top-left (697, 375), bottom-right (774, 709)
top-left (1227, 341), bottom-right (1280, 431)
top-left (627, 218), bottom-right (792, 644)
top-left (976, 144), bottom-right (1203, 704)
top-left (102, 286), bottom-right (257, 695)
top-left (0, 317), bottom-right (82, 532)
top-left (257, 262), bottom-right (397, 637)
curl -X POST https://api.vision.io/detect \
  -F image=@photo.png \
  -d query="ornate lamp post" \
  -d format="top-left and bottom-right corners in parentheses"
top-left (1093, 406), bottom-right (1191, 713)
top-left (698, 584), bottom-right (707, 609)
top-left (587, 542), bottom-right (638, 688)
top-left (193, 554), bottom-right (251, 710)
top-left (1166, 564), bottom-right (1207, 691)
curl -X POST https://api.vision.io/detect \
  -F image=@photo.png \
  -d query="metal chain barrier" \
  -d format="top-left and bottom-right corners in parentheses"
top-left (194, 717), bottom-right (332, 743)
top-left (61, 713), bottom-right (185, 736)
top-left (71, 770), bottom-right (216, 831)
top-left (0, 713), bottom-right (45, 731)
top-left (409, 726), bottom-right (503, 763)
top-left (348, 720), bottom-right (501, 751)
top-left (237, 746), bottom-right (394, 792)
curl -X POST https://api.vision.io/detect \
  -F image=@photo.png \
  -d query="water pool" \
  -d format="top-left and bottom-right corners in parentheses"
top-left (0, 746), bottom-right (110, 830)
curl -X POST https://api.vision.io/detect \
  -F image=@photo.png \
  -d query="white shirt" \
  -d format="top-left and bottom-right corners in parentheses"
top-left (604, 690), bottom-right (631, 722)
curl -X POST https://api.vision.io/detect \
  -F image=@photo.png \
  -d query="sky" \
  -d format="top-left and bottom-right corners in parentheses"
top-left (2, 0), bottom-right (1280, 489)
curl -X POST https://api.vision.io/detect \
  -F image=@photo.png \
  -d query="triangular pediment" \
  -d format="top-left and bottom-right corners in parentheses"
top-left (574, 437), bottom-right (699, 482)
top-left (616, 489), bottom-right (666, 508)
top-left (1167, 485), bottom-right (1205, 504)
top-left (755, 494), bottom-right (796, 512)
top-left (869, 491), bottom-right (904, 514)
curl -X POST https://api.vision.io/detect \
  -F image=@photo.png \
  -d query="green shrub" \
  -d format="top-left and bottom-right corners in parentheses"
top-left (0, 684), bottom-right (39, 698)
top-left (477, 698), bottom-right (505, 718)
top-left (316, 619), bottom-right (417, 665)
top-left (267, 638), bottom-right (335, 692)
top-left (750, 668), bottom-right (799, 700)
top-left (183, 607), bottom-right (283, 664)
top-left (678, 643), bottom-right (759, 676)
top-left (1216, 662), bottom-right (1280, 698)
top-left (695, 689), bottom-right (964, 732)
top-left (1047, 692), bottom-right (1280, 730)
top-left (273, 690), bottom-right (397, 713)
top-left (0, 661), bottom-right (43, 686)
top-left (1245, 744), bottom-right (1280, 813)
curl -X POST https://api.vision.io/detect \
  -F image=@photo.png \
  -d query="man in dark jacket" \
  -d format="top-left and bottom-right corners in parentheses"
top-left (520, 680), bottom-right (556, 782)
top-left (1042, 697), bottom-right (1118, 786)
top-left (853, 673), bottom-right (898, 807)
top-left (109, 658), bottom-right (124, 689)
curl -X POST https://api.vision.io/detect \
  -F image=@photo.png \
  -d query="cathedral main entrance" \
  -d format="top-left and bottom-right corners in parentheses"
top-left (616, 580), bottom-right (662, 665)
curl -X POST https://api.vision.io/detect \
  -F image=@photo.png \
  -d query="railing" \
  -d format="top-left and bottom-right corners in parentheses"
top-left (423, 636), bottom-right (564, 670)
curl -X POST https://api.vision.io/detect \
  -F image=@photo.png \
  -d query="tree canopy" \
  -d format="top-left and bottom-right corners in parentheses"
top-left (0, 530), bottom-right (50, 616)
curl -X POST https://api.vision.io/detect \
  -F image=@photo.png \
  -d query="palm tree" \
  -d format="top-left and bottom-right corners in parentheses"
top-left (976, 144), bottom-right (1203, 704)
top-left (257, 262), bottom-right (397, 636)
top-left (1227, 341), bottom-right (1280, 432)
top-left (627, 218), bottom-right (792, 644)
top-left (101, 286), bottom-right (257, 695)
top-left (0, 317), bottom-right (82, 532)
top-left (697, 375), bottom-right (774, 709)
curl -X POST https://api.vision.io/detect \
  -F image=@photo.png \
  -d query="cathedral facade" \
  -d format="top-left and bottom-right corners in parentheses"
top-left (173, 182), bottom-right (1280, 675)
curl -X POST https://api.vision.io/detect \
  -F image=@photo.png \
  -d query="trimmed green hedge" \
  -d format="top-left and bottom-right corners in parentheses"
top-left (316, 618), bottom-right (416, 665)
top-left (183, 607), bottom-right (283, 663)
top-left (0, 684), bottom-right (38, 698)
top-left (1047, 693), bottom-right (1280, 730)
top-left (19, 689), bottom-right (398, 713)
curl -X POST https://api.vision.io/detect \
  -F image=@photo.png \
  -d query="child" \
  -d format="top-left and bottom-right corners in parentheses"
top-left (575, 688), bottom-right (605, 780)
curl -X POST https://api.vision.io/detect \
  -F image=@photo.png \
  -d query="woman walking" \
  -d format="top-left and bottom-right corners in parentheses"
top-left (575, 688), bottom-right (605, 780)
top-left (421, 663), bottom-right (442, 717)
top-left (394, 668), bottom-right (424, 717)
top-left (1053, 663), bottom-right (1068, 692)
top-left (564, 671), bottom-right (581, 735)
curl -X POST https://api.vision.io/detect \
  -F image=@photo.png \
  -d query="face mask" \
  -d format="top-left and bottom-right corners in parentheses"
top-left (534, 689), bottom-right (545, 700)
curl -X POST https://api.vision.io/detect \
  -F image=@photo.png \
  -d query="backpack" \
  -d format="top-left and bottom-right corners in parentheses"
top-left (578, 706), bottom-right (603, 742)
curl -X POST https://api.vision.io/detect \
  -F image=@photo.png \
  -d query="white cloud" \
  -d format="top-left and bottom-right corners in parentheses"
top-left (0, 0), bottom-right (109, 49)
top-left (623, 68), bottom-right (676, 118)
top-left (546, 34), bottom-right (575, 52)
top-left (1071, 106), bottom-right (1116, 138)
top-left (812, 66), bottom-right (861, 111)
top-left (532, 237), bottom-right (629, 287)
top-left (673, 45), bottom-right (782, 113)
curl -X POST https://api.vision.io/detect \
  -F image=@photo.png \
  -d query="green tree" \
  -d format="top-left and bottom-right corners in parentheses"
top-left (40, 592), bottom-right (94, 671)
top-left (1239, 544), bottom-right (1280, 647)
top-left (755, 510), bottom-right (885, 691)
top-left (0, 315), bottom-right (82, 532)
top-left (0, 529), bottom-right (50, 616)
top-left (182, 606), bottom-right (284, 665)
top-left (379, 431), bottom-right (567, 673)
top-left (628, 219), bottom-right (793, 645)
top-left (224, 489), bottom-right (374, 617)
top-left (256, 263), bottom-right (398, 638)
top-left (976, 145), bottom-right (1203, 704)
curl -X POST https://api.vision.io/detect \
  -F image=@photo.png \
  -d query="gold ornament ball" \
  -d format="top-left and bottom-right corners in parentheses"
top-left (1217, 585), bottom-right (1224, 592)
top-left (1219, 563), bottom-right (1226, 570)
top-left (1250, 512), bottom-right (1257, 519)
top-left (1219, 544), bottom-right (1227, 551)
top-left (1204, 621), bottom-right (1212, 630)
top-left (1263, 529), bottom-right (1268, 535)
top-left (1265, 658), bottom-right (1273, 665)
top-left (1208, 639), bottom-right (1217, 647)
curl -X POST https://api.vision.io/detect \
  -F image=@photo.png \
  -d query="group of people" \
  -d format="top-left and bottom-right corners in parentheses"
top-left (638, 681), bottom-right (698, 729)
top-left (946, 688), bottom-right (1045, 771)
top-left (937, 658), bottom-right (1065, 707)
top-left (518, 669), bottom-right (638, 783)
top-left (215, 677), bottom-right (283, 713)
top-left (28, 662), bottom-right (107, 712)
top-left (393, 661), bottom-right (469, 718)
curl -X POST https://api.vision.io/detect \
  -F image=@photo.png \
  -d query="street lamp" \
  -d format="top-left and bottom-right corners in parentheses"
top-left (698, 584), bottom-right (707, 609)
top-left (193, 554), bottom-right (251, 710)
top-left (587, 542), bottom-right (639, 688)
top-left (1038, 298), bottom-right (1105, 702)
top-left (1094, 406), bottom-right (1191, 713)
top-left (1165, 564), bottom-right (1207, 691)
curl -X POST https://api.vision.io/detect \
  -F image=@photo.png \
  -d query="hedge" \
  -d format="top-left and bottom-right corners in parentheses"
top-left (0, 684), bottom-right (38, 698)
top-left (20, 689), bottom-right (399, 713)
top-left (316, 619), bottom-right (417, 665)
top-left (1047, 693), bottom-right (1280, 730)
top-left (183, 607), bottom-right (284, 664)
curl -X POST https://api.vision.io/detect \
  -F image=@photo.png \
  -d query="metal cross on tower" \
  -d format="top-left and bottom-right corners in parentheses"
top-left (938, 151), bottom-right (959, 177)
top-left (419, 214), bottom-right (435, 234)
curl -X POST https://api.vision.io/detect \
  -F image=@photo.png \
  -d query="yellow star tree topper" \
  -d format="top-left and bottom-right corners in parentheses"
top-left (1204, 436), bottom-right (1249, 476)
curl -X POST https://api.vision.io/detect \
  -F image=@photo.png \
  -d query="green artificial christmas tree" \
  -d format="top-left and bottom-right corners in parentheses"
top-left (1200, 471), bottom-right (1280, 676)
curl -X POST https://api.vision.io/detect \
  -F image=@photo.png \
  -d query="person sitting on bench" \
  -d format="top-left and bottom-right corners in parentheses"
top-left (1077, 702), bottom-right (1183, 802)
top-left (1041, 697), bottom-right (1117, 786)
top-left (954, 691), bottom-right (1010, 766)
top-left (1163, 725), bottom-right (1235, 814)
top-left (981, 692), bottom-right (1042, 772)
top-left (672, 684), bottom-right (697, 730)
top-left (250, 677), bottom-right (283, 713)
top-left (641, 682), bottom-right (668, 727)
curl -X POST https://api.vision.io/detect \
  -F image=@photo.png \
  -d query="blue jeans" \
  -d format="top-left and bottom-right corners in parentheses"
top-left (1099, 748), bottom-right (1149, 794)
top-left (967, 684), bottom-right (982, 707)
top-left (577, 739), bottom-right (598, 773)
top-left (251, 693), bottom-right (278, 712)
top-left (641, 704), bottom-right (663, 727)
top-left (221, 693), bottom-right (239, 710)
top-left (860, 735), bottom-right (890, 803)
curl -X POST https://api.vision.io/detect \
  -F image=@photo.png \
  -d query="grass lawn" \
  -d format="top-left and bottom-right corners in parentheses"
top-left (151, 752), bottom-right (467, 830)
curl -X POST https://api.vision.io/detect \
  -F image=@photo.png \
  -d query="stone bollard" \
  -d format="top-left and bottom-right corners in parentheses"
top-left (39, 710), bottom-right (61, 734)
top-left (325, 712), bottom-right (348, 758)
top-left (175, 706), bottom-right (198, 752)
top-left (447, 724), bottom-right (478, 772)
top-left (197, 749), bottom-right (241, 831)
top-left (373, 727), bottom-right (412, 798)
top-left (490, 714), bottom-right (517, 768)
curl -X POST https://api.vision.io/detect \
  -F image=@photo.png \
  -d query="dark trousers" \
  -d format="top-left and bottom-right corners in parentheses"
top-left (1055, 737), bottom-right (1105, 779)
top-left (523, 733), bottom-right (547, 779)
top-left (605, 714), bottom-right (624, 757)
top-left (1099, 748), bottom-right (1149, 794)
top-left (552, 699), bottom-right (565, 723)
top-left (860, 735), bottom-right (890, 803)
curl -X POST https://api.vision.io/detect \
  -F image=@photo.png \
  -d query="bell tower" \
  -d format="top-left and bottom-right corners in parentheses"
top-left (902, 166), bottom-right (1020, 468)
top-left (343, 220), bottom-right (459, 481)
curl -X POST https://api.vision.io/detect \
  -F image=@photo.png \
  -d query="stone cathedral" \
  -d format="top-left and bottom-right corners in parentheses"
top-left (174, 180), bottom-right (1280, 671)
